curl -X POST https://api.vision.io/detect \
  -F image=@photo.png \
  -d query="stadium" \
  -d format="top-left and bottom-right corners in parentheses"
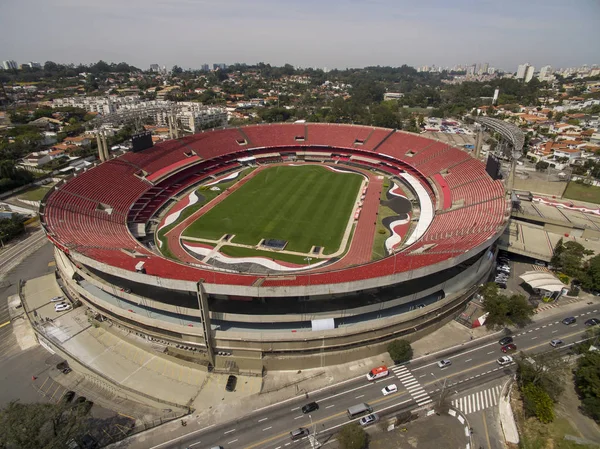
top-left (41, 123), bottom-right (510, 373)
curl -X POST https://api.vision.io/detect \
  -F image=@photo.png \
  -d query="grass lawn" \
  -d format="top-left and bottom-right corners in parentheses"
top-left (563, 181), bottom-right (600, 204)
top-left (183, 165), bottom-right (362, 254)
top-left (217, 245), bottom-right (312, 265)
top-left (18, 185), bottom-right (53, 201)
top-left (156, 168), bottom-right (254, 259)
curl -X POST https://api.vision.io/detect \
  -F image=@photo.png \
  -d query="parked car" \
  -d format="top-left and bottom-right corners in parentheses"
top-left (497, 356), bottom-right (513, 366)
top-left (550, 339), bottom-right (564, 347)
top-left (381, 384), bottom-right (398, 396)
top-left (499, 336), bottom-right (513, 345)
top-left (534, 260), bottom-right (546, 267)
top-left (437, 359), bottom-right (452, 368)
top-left (62, 367), bottom-right (72, 374)
top-left (55, 303), bottom-right (72, 312)
top-left (584, 318), bottom-right (599, 326)
top-left (359, 413), bottom-right (379, 426)
top-left (302, 402), bottom-right (319, 414)
top-left (225, 375), bottom-right (237, 392)
top-left (501, 344), bottom-right (517, 353)
top-left (497, 267), bottom-right (510, 274)
top-left (50, 296), bottom-right (64, 302)
top-left (62, 391), bottom-right (75, 403)
top-left (562, 317), bottom-right (576, 325)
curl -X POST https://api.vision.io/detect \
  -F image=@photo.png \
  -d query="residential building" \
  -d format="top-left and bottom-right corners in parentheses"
top-left (213, 63), bottom-right (227, 70)
top-left (21, 151), bottom-right (51, 167)
top-left (383, 92), bottom-right (404, 101)
top-left (2, 60), bottom-right (17, 70)
top-left (539, 65), bottom-right (553, 81)
top-left (155, 103), bottom-right (228, 133)
top-left (516, 63), bottom-right (529, 80)
top-left (63, 135), bottom-right (91, 147)
top-left (149, 64), bottom-right (160, 72)
top-left (201, 64), bottom-right (210, 71)
top-left (524, 65), bottom-right (535, 83)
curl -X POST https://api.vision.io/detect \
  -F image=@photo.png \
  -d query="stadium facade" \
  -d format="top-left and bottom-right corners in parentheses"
top-left (41, 124), bottom-right (510, 373)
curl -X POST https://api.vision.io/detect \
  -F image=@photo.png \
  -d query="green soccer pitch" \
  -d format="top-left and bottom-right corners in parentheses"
top-left (182, 165), bottom-right (363, 254)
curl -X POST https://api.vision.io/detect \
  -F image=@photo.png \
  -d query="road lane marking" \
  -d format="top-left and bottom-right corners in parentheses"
top-left (487, 351), bottom-right (494, 354)
top-left (419, 374), bottom-right (426, 378)
top-left (531, 337), bottom-right (537, 340)
top-left (465, 359), bottom-right (472, 363)
top-left (224, 429), bottom-right (236, 434)
top-left (552, 330), bottom-right (558, 333)
top-left (355, 395), bottom-right (364, 399)
top-left (294, 415), bottom-right (303, 420)
top-left (290, 407), bottom-right (300, 411)
top-left (0, 321), bottom-right (10, 329)
top-left (258, 417), bottom-right (268, 422)
top-left (262, 427), bottom-right (272, 431)
top-left (228, 440), bottom-right (238, 444)
top-left (148, 424), bottom-right (215, 449)
top-left (326, 404), bottom-right (335, 409)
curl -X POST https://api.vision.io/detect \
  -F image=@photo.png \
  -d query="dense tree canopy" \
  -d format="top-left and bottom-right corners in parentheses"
top-left (481, 283), bottom-right (535, 329)
top-left (574, 350), bottom-right (600, 423)
top-left (337, 423), bottom-right (368, 449)
top-left (387, 339), bottom-right (413, 364)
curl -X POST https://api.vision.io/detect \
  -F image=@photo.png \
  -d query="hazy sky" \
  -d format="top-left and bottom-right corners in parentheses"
top-left (1, 0), bottom-right (599, 71)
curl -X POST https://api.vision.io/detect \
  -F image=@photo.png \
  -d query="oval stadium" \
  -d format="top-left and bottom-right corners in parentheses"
top-left (40, 123), bottom-right (510, 372)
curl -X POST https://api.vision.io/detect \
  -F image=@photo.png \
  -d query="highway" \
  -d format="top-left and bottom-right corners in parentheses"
top-left (152, 302), bottom-right (600, 449)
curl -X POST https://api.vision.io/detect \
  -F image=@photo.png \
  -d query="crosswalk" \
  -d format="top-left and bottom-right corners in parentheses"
top-left (391, 365), bottom-right (432, 406)
top-left (452, 385), bottom-right (502, 415)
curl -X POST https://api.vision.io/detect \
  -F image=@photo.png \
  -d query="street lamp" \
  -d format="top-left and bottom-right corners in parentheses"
top-left (308, 414), bottom-right (321, 448)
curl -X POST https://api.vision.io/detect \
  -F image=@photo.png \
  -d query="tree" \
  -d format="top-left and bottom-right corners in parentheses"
top-left (171, 65), bottom-right (183, 75)
top-left (551, 239), bottom-right (594, 279)
top-left (536, 161), bottom-right (549, 171)
top-left (371, 104), bottom-right (401, 129)
top-left (574, 351), bottom-right (600, 423)
top-left (0, 400), bottom-right (91, 448)
top-left (337, 423), bottom-right (368, 449)
top-left (387, 339), bottom-right (413, 363)
top-left (522, 383), bottom-right (555, 423)
top-left (481, 283), bottom-right (534, 329)
top-left (582, 254), bottom-right (600, 291)
top-left (516, 352), bottom-right (566, 402)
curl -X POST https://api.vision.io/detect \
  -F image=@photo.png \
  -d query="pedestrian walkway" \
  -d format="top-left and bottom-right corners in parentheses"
top-left (533, 296), bottom-right (586, 313)
top-left (391, 365), bottom-right (432, 406)
top-left (530, 264), bottom-right (549, 272)
top-left (452, 384), bottom-right (502, 415)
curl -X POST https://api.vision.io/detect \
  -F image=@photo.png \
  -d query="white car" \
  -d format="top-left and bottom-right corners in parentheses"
top-left (50, 296), bottom-right (64, 302)
top-left (437, 359), bottom-right (452, 368)
top-left (497, 356), bottom-right (513, 366)
top-left (359, 414), bottom-right (379, 426)
top-left (381, 384), bottom-right (398, 396)
top-left (55, 303), bottom-right (72, 312)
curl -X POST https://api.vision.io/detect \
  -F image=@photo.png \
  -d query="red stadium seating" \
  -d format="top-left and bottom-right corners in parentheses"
top-left (42, 124), bottom-right (507, 287)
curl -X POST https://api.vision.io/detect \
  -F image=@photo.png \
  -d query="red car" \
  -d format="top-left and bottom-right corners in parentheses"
top-left (501, 343), bottom-right (517, 353)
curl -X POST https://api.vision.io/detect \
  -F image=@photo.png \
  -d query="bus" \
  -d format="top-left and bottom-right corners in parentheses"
top-left (365, 365), bottom-right (389, 381)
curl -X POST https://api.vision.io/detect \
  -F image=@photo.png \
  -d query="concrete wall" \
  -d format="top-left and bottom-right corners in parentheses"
top-left (70, 228), bottom-right (503, 298)
top-left (70, 247), bottom-right (491, 323)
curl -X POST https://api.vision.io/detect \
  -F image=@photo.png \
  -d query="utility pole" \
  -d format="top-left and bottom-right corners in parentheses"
top-left (308, 414), bottom-right (321, 448)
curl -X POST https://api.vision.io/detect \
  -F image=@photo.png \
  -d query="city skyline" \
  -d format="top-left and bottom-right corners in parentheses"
top-left (1, 0), bottom-right (599, 71)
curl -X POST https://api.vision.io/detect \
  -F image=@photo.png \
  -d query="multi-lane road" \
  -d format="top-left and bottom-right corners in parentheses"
top-left (151, 302), bottom-right (599, 449)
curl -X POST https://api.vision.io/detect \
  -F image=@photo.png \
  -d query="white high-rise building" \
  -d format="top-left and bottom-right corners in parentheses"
top-left (538, 65), bottom-right (553, 81)
top-left (2, 60), bottom-right (17, 70)
top-left (524, 65), bottom-right (535, 82)
top-left (516, 63), bottom-right (530, 80)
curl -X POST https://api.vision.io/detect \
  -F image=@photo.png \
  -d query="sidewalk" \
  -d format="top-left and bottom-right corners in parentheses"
top-left (499, 381), bottom-right (519, 445)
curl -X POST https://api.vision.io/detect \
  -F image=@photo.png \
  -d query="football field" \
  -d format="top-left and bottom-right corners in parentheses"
top-left (182, 165), bottom-right (363, 254)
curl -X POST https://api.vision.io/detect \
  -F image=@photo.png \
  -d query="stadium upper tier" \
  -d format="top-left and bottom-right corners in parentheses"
top-left (41, 124), bottom-right (509, 294)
